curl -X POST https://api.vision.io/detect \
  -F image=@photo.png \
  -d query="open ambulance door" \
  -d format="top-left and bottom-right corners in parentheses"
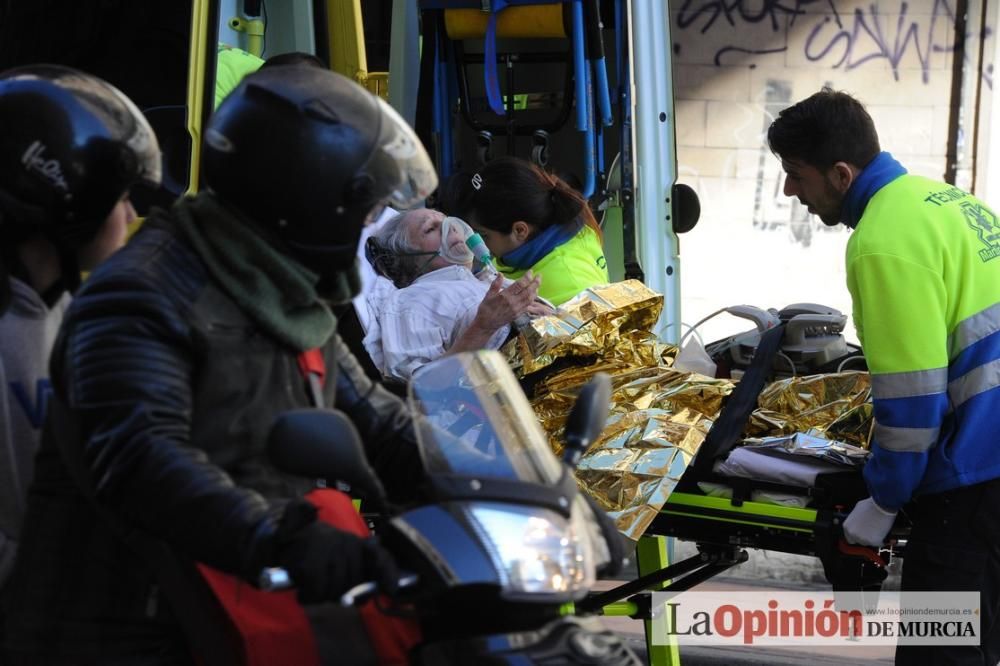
top-left (404, 0), bottom-right (698, 343)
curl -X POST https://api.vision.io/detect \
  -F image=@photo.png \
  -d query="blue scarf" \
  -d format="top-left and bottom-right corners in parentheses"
top-left (842, 151), bottom-right (907, 229)
top-left (500, 219), bottom-right (583, 270)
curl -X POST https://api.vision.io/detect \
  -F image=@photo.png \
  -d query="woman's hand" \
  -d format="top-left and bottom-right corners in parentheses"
top-left (447, 272), bottom-right (546, 356)
top-left (525, 300), bottom-right (555, 317)
top-left (472, 272), bottom-right (541, 331)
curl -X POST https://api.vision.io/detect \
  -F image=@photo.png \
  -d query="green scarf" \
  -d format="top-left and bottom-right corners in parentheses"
top-left (171, 192), bottom-right (335, 351)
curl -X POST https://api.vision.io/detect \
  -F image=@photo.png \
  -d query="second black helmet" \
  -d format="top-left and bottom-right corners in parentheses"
top-left (0, 64), bottom-right (162, 249)
top-left (202, 66), bottom-right (437, 276)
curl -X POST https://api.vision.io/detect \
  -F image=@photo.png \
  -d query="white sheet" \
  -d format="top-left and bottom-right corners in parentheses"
top-left (713, 446), bottom-right (847, 487)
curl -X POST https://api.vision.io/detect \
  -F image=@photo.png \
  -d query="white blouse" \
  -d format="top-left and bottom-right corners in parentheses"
top-left (363, 265), bottom-right (510, 382)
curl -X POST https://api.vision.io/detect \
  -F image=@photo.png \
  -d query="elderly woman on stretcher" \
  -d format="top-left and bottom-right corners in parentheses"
top-left (362, 208), bottom-right (553, 382)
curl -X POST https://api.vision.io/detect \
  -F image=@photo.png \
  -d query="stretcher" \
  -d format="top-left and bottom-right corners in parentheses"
top-left (576, 318), bottom-right (910, 665)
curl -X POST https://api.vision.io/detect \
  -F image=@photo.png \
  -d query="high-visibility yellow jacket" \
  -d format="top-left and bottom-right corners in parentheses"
top-left (847, 170), bottom-right (1000, 510)
top-left (214, 44), bottom-right (263, 109)
top-left (497, 225), bottom-right (608, 306)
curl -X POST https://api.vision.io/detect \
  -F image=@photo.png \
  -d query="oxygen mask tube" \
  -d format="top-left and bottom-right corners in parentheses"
top-left (459, 220), bottom-right (548, 330)
top-left (441, 217), bottom-right (542, 328)
top-left (440, 216), bottom-right (506, 283)
top-left (465, 230), bottom-right (499, 280)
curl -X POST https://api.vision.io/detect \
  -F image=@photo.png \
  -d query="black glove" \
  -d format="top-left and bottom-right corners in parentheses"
top-left (275, 499), bottom-right (400, 604)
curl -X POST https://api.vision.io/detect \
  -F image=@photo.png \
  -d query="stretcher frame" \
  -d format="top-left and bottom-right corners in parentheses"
top-left (577, 323), bottom-right (907, 665)
top-left (581, 492), bottom-right (906, 665)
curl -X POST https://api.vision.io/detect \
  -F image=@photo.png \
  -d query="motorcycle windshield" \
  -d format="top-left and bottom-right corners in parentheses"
top-left (408, 351), bottom-right (564, 484)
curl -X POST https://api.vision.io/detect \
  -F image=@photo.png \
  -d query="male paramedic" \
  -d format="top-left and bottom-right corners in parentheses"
top-left (768, 87), bottom-right (1000, 665)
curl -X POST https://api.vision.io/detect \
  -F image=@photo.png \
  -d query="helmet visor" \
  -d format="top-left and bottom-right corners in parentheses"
top-left (364, 96), bottom-right (437, 210)
top-left (100, 82), bottom-right (163, 188)
top-left (20, 67), bottom-right (163, 188)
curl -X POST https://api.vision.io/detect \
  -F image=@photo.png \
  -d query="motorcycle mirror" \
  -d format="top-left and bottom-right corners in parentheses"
top-left (562, 373), bottom-right (612, 467)
top-left (267, 409), bottom-right (387, 508)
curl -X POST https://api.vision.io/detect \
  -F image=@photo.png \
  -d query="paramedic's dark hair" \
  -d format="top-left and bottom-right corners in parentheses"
top-left (445, 156), bottom-right (601, 239)
top-left (766, 87), bottom-right (880, 171)
top-left (260, 51), bottom-right (326, 70)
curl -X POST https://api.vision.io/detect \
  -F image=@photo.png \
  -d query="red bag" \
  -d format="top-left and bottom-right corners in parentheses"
top-left (197, 488), bottom-right (421, 665)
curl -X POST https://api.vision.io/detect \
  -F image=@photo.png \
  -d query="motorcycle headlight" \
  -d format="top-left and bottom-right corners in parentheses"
top-left (464, 502), bottom-right (596, 599)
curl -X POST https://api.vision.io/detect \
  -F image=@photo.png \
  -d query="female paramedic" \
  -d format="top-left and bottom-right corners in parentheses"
top-left (363, 208), bottom-right (549, 382)
top-left (443, 156), bottom-right (609, 306)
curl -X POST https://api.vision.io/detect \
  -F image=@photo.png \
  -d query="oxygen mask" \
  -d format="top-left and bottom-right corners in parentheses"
top-left (439, 215), bottom-right (499, 278)
top-left (438, 216), bottom-right (476, 264)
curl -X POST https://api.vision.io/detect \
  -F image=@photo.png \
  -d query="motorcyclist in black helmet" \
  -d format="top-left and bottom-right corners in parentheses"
top-left (2, 65), bottom-right (437, 665)
top-left (203, 61), bottom-right (436, 298)
top-left (0, 64), bottom-right (161, 588)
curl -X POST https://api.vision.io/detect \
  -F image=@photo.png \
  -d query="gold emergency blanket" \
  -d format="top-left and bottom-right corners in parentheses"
top-left (748, 371), bottom-right (873, 449)
top-left (503, 282), bottom-right (874, 540)
top-left (504, 280), bottom-right (666, 376)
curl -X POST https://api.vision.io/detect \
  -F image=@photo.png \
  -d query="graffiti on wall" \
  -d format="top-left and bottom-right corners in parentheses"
top-left (674, 0), bottom-right (993, 244)
top-left (676, 0), bottom-right (992, 88)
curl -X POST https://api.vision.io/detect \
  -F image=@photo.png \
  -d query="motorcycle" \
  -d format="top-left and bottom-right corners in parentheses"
top-left (263, 350), bottom-right (640, 665)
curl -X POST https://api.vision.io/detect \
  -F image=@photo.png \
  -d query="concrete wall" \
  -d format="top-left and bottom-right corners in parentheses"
top-left (669, 0), bottom-right (995, 344)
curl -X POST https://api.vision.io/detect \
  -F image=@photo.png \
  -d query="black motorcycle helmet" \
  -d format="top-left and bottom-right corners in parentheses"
top-left (201, 66), bottom-right (437, 285)
top-left (0, 64), bottom-right (162, 311)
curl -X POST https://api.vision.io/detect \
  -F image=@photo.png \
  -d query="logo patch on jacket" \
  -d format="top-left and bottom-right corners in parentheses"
top-left (9, 379), bottom-right (52, 429)
top-left (961, 201), bottom-right (1000, 262)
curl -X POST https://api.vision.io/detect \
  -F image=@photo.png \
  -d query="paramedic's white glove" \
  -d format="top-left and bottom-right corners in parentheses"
top-left (843, 498), bottom-right (896, 547)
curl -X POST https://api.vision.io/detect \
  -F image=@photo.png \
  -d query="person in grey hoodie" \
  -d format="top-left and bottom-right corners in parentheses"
top-left (0, 64), bottom-right (161, 584)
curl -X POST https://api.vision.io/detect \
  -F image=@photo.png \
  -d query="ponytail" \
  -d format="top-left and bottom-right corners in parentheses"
top-left (547, 173), bottom-right (601, 239)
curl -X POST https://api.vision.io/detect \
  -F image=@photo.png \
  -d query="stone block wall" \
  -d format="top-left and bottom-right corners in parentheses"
top-left (668, 0), bottom-right (993, 344)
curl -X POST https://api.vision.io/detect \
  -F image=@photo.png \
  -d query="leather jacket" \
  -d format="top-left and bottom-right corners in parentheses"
top-left (2, 209), bottom-right (423, 658)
